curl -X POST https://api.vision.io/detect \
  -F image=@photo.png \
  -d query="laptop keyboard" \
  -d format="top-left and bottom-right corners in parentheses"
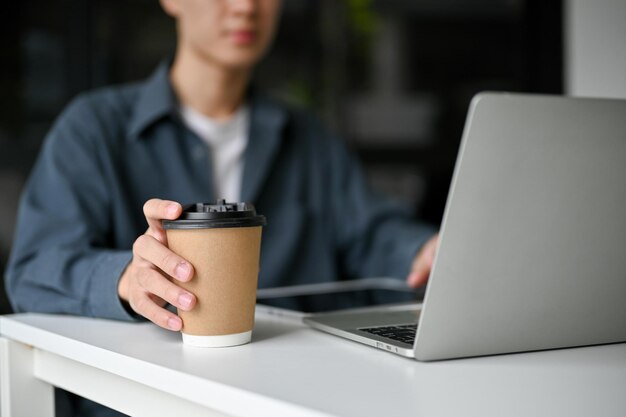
top-left (359, 323), bottom-right (417, 345)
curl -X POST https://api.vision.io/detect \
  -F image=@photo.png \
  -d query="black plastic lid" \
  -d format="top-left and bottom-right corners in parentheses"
top-left (162, 200), bottom-right (266, 230)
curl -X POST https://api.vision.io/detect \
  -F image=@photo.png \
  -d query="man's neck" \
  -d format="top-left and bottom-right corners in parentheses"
top-left (170, 47), bottom-right (251, 121)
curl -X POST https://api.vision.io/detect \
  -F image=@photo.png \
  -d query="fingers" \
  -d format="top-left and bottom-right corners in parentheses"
top-left (128, 233), bottom-right (196, 331)
top-left (126, 265), bottom-right (196, 331)
top-left (143, 198), bottom-right (182, 243)
top-left (130, 285), bottom-right (184, 331)
top-left (133, 267), bottom-right (196, 312)
top-left (119, 199), bottom-right (195, 332)
top-left (407, 235), bottom-right (439, 288)
top-left (133, 234), bottom-right (194, 282)
top-left (407, 262), bottom-right (430, 288)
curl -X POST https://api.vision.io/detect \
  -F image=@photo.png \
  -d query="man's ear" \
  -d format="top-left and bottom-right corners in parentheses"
top-left (160, 0), bottom-right (181, 18)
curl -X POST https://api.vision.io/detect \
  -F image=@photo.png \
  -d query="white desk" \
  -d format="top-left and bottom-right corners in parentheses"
top-left (1, 313), bottom-right (625, 417)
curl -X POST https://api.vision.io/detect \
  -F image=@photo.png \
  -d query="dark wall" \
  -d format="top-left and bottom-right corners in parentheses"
top-left (0, 0), bottom-right (562, 314)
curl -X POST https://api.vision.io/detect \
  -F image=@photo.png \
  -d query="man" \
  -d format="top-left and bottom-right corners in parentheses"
top-left (6, 0), bottom-right (438, 415)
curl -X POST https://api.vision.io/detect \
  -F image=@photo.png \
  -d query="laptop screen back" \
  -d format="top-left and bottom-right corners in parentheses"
top-left (415, 93), bottom-right (626, 360)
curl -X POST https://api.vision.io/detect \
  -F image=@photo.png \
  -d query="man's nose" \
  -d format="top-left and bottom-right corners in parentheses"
top-left (230, 0), bottom-right (257, 15)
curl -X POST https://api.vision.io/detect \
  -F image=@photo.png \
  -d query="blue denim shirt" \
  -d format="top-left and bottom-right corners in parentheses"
top-left (5, 61), bottom-right (434, 321)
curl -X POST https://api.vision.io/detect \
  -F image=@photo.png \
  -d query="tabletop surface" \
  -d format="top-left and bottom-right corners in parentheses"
top-left (1, 312), bottom-right (625, 417)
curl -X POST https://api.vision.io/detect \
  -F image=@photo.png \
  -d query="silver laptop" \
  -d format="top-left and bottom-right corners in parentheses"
top-left (304, 92), bottom-right (626, 361)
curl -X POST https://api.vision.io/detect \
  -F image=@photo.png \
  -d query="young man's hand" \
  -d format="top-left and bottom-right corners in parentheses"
top-left (118, 199), bottom-right (196, 331)
top-left (406, 234), bottom-right (439, 288)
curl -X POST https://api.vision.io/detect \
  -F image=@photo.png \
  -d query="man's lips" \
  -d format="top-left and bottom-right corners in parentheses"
top-left (230, 30), bottom-right (257, 45)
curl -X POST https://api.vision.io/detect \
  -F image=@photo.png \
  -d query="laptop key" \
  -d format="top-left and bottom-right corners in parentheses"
top-left (359, 324), bottom-right (417, 345)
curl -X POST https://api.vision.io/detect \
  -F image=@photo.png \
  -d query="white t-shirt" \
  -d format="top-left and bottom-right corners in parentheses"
top-left (179, 104), bottom-right (249, 202)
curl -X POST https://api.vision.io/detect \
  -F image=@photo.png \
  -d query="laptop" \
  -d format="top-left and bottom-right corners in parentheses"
top-left (256, 277), bottom-right (425, 319)
top-left (304, 92), bottom-right (626, 361)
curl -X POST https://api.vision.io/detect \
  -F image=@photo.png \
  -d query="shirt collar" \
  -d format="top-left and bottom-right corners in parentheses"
top-left (240, 93), bottom-right (289, 202)
top-left (126, 60), bottom-right (291, 196)
top-left (128, 60), bottom-right (178, 140)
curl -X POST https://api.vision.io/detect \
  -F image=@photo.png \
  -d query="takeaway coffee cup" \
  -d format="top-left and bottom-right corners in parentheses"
top-left (163, 200), bottom-right (266, 347)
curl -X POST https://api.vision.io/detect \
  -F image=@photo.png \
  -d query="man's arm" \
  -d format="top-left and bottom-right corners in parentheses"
top-left (324, 127), bottom-right (438, 285)
top-left (5, 97), bottom-right (134, 320)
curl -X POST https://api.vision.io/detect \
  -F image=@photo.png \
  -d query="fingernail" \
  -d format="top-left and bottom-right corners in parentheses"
top-left (167, 317), bottom-right (181, 330)
top-left (167, 203), bottom-right (179, 217)
top-left (175, 262), bottom-right (191, 280)
top-left (178, 293), bottom-right (193, 309)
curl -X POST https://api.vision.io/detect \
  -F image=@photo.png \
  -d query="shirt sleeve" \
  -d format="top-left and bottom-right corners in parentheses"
top-left (5, 96), bottom-right (136, 321)
top-left (324, 127), bottom-right (438, 281)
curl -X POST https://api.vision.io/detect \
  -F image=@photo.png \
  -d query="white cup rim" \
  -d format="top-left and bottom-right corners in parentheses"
top-left (181, 330), bottom-right (252, 347)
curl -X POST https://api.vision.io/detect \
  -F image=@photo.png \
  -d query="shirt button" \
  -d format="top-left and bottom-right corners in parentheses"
top-left (193, 145), bottom-right (205, 160)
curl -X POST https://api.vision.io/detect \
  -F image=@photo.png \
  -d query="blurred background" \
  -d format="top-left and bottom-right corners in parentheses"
top-left (1, 0), bottom-right (625, 314)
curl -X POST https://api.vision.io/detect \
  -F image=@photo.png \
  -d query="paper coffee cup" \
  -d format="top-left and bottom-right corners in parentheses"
top-left (163, 201), bottom-right (266, 347)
